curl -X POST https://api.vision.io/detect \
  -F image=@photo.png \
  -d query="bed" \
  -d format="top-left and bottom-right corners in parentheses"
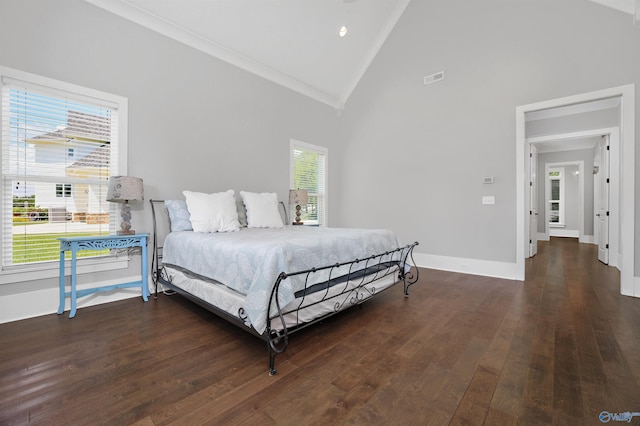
top-left (150, 192), bottom-right (419, 375)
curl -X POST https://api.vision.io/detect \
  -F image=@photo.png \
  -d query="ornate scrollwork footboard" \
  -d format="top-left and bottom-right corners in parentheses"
top-left (265, 241), bottom-right (419, 375)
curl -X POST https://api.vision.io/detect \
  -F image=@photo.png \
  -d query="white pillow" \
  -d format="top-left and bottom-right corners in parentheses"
top-left (183, 190), bottom-right (240, 233)
top-left (239, 191), bottom-right (284, 228)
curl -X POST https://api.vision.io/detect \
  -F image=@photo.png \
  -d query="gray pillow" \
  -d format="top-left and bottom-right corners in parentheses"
top-left (164, 200), bottom-right (192, 232)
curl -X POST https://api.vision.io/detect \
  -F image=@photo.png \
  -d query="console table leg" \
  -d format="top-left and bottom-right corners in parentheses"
top-left (70, 244), bottom-right (78, 318)
top-left (58, 250), bottom-right (65, 315)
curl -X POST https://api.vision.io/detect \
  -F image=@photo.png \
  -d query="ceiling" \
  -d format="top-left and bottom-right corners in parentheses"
top-left (85, 0), bottom-right (638, 111)
top-left (86, 0), bottom-right (411, 110)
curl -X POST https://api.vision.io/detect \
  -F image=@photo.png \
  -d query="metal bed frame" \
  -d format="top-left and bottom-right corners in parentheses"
top-left (150, 199), bottom-right (419, 375)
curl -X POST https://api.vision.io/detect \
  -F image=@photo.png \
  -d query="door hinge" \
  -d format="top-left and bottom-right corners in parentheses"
top-left (606, 178), bottom-right (610, 183)
top-left (529, 210), bottom-right (532, 215)
top-left (530, 182), bottom-right (533, 186)
top-left (607, 145), bottom-right (610, 151)
top-left (606, 244), bottom-right (609, 249)
top-left (529, 239), bottom-right (532, 244)
top-left (606, 211), bottom-right (610, 216)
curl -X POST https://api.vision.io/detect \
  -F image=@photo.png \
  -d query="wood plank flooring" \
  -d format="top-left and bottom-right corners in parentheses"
top-left (2, 237), bottom-right (640, 425)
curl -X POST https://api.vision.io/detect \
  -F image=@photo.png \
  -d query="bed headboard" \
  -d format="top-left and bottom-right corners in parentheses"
top-left (149, 200), bottom-right (172, 295)
top-left (149, 198), bottom-right (289, 295)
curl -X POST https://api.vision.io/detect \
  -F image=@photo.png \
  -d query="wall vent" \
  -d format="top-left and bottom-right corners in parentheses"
top-left (424, 71), bottom-right (445, 85)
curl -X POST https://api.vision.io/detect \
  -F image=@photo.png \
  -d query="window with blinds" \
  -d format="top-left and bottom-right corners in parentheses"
top-left (290, 140), bottom-right (327, 226)
top-left (548, 168), bottom-right (563, 226)
top-left (1, 68), bottom-right (126, 270)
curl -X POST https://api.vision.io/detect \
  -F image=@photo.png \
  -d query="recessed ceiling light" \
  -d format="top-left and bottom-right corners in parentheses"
top-left (339, 25), bottom-right (348, 38)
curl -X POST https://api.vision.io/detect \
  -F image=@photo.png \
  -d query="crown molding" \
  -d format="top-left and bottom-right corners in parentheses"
top-left (85, 0), bottom-right (344, 110)
top-left (589, 0), bottom-right (635, 14)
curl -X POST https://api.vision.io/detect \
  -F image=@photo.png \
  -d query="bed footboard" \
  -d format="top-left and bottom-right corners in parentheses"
top-left (265, 241), bottom-right (419, 375)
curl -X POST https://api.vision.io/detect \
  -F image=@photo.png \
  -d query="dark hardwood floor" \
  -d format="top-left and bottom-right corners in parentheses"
top-left (2, 237), bottom-right (640, 425)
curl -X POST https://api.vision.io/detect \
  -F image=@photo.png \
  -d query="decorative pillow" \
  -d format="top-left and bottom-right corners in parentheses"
top-left (164, 199), bottom-right (192, 232)
top-left (236, 196), bottom-right (248, 227)
top-left (239, 191), bottom-right (284, 229)
top-left (183, 190), bottom-right (241, 233)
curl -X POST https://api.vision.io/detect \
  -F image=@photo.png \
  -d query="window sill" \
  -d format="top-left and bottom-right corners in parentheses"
top-left (549, 223), bottom-right (565, 228)
top-left (0, 256), bottom-right (130, 285)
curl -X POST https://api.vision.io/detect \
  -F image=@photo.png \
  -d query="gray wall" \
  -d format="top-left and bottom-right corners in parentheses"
top-left (1, 0), bottom-right (640, 317)
top-left (526, 107), bottom-right (621, 138)
top-left (337, 0), bottom-right (640, 266)
top-left (0, 0), bottom-right (339, 304)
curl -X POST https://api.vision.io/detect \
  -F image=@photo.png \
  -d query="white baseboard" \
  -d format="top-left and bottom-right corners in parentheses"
top-left (0, 275), bottom-right (148, 324)
top-left (538, 232), bottom-right (594, 244)
top-left (549, 228), bottom-right (579, 238)
top-left (580, 235), bottom-right (595, 244)
top-left (537, 233), bottom-right (550, 241)
top-left (412, 252), bottom-right (520, 281)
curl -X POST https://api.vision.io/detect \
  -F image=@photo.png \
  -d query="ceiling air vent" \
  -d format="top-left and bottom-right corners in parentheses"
top-left (424, 71), bottom-right (444, 86)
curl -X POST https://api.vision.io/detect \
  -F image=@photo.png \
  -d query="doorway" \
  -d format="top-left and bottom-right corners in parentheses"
top-left (515, 84), bottom-right (636, 297)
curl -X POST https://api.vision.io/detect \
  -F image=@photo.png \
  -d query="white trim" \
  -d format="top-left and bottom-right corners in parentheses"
top-left (516, 84), bottom-right (635, 295)
top-left (289, 139), bottom-right (329, 227)
top-left (544, 162), bottom-right (585, 242)
top-left (547, 166), bottom-right (566, 227)
top-left (528, 128), bottom-right (619, 269)
top-left (549, 228), bottom-right (580, 238)
top-left (413, 252), bottom-right (519, 280)
top-left (85, 0), bottom-right (343, 110)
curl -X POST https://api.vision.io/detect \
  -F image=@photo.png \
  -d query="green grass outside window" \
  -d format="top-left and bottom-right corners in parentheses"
top-left (12, 233), bottom-right (110, 264)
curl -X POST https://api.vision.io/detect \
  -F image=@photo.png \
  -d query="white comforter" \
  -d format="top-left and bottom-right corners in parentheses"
top-left (162, 226), bottom-right (402, 333)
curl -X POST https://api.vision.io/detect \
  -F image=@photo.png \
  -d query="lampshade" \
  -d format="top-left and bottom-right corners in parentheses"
top-left (106, 176), bottom-right (144, 202)
top-left (289, 189), bottom-right (308, 206)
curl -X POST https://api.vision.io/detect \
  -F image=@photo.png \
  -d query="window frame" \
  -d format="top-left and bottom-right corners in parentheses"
top-left (55, 183), bottom-right (73, 198)
top-left (548, 167), bottom-right (564, 227)
top-left (289, 139), bottom-right (328, 227)
top-left (0, 66), bottom-right (129, 284)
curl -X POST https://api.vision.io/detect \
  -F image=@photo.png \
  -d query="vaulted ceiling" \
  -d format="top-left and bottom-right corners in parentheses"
top-left (86, 0), bottom-right (638, 111)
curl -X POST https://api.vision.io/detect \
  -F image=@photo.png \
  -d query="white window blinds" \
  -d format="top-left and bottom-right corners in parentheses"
top-left (1, 70), bottom-right (124, 268)
top-left (291, 140), bottom-right (327, 226)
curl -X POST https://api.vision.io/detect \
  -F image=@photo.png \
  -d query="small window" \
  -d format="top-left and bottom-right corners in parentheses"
top-left (290, 140), bottom-right (328, 226)
top-left (548, 168), bottom-right (564, 226)
top-left (55, 183), bottom-right (72, 198)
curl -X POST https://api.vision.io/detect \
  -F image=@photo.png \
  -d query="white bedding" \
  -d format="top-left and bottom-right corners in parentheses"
top-left (162, 226), bottom-right (404, 333)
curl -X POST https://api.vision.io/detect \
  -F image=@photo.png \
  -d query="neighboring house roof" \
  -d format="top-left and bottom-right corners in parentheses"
top-left (30, 110), bottom-right (111, 143)
top-left (68, 145), bottom-right (110, 169)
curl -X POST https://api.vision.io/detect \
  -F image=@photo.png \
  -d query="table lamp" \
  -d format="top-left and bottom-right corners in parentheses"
top-left (289, 189), bottom-right (308, 225)
top-left (106, 176), bottom-right (144, 235)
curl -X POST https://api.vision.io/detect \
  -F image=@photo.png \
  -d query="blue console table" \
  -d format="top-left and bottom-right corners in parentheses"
top-left (58, 234), bottom-right (148, 318)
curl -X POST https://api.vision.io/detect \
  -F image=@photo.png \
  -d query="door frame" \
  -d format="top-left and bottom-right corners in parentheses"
top-left (515, 84), bottom-right (635, 296)
top-left (542, 161), bottom-right (584, 240)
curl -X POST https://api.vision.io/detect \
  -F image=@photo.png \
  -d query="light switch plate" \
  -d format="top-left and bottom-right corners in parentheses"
top-left (482, 196), bottom-right (495, 205)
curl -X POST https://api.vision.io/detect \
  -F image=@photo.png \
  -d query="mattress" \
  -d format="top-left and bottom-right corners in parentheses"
top-left (162, 264), bottom-right (399, 332)
top-left (161, 226), bottom-right (405, 333)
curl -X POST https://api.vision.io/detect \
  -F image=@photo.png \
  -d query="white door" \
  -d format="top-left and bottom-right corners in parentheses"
top-left (594, 136), bottom-right (610, 264)
top-left (529, 144), bottom-right (538, 257)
